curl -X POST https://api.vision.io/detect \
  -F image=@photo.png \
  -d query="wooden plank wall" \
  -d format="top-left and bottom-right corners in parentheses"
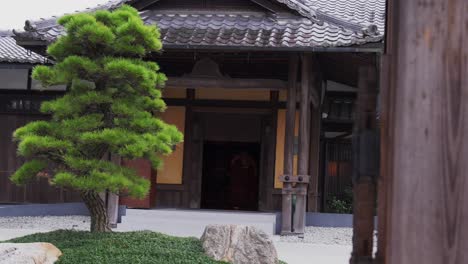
top-left (0, 114), bottom-right (81, 203)
top-left (381, 0), bottom-right (468, 263)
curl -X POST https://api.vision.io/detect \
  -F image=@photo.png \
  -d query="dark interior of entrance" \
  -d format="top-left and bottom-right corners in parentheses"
top-left (201, 141), bottom-right (260, 211)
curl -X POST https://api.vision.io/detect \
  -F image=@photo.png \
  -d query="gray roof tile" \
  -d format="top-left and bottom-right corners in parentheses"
top-left (12, 0), bottom-right (385, 50)
top-left (274, 0), bottom-right (385, 35)
top-left (0, 35), bottom-right (47, 64)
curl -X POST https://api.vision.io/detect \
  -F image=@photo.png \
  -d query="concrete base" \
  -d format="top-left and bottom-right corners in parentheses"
top-left (306, 212), bottom-right (354, 227)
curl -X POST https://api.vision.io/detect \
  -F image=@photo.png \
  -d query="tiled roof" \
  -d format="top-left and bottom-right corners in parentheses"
top-left (275, 0), bottom-right (385, 34)
top-left (144, 11), bottom-right (382, 49)
top-left (0, 32), bottom-right (47, 64)
top-left (12, 0), bottom-right (385, 50)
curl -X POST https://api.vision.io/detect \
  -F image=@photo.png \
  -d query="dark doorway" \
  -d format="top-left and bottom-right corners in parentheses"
top-left (201, 141), bottom-right (260, 211)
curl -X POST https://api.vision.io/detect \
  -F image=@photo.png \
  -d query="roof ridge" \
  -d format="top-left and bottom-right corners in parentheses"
top-left (274, 0), bottom-right (379, 35)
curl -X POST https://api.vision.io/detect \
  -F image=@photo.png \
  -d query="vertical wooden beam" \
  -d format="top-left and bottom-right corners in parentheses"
top-left (262, 91), bottom-right (279, 211)
top-left (107, 192), bottom-right (119, 227)
top-left (375, 0), bottom-right (397, 259)
top-left (350, 66), bottom-right (378, 264)
top-left (184, 89), bottom-right (204, 209)
top-left (308, 70), bottom-right (322, 212)
top-left (108, 154), bottom-right (121, 228)
top-left (293, 53), bottom-right (312, 234)
top-left (188, 114), bottom-right (203, 209)
top-left (281, 54), bottom-right (299, 235)
top-left (381, 0), bottom-right (468, 263)
top-left (181, 89), bottom-right (195, 207)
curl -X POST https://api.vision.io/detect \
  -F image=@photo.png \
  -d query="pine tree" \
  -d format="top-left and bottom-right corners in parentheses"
top-left (11, 5), bottom-right (183, 232)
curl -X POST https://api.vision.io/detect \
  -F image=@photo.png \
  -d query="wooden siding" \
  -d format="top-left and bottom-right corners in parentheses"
top-left (0, 114), bottom-right (81, 203)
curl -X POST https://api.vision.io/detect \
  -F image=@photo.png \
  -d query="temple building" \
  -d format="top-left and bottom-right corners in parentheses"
top-left (0, 0), bottom-right (385, 235)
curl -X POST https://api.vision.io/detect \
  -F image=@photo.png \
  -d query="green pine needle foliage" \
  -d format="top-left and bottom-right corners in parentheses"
top-left (11, 5), bottom-right (183, 199)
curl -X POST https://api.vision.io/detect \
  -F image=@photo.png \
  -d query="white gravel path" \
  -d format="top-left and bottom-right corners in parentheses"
top-left (0, 216), bottom-right (90, 231)
top-left (0, 216), bottom-right (356, 245)
top-left (273, 226), bottom-right (353, 245)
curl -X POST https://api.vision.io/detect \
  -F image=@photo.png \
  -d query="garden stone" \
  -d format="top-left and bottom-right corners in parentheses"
top-left (201, 224), bottom-right (278, 264)
top-left (0, 242), bottom-right (62, 264)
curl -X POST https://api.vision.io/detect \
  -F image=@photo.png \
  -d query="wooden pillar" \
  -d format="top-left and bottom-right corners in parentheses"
top-left (350, 66), bottom-right (378, 264)
top-left (280, 54), bottom-right (298, 235)
top-left (108, 154), bottom-right (121, 227)
top-left (380, 0), bottom-right (468, 263)
top-left (183, 89), bottom-right (204, 209)
top-left (292, 53), bottom-right (313, 234)
top-left (308, 71), bottom-right (322, 212)
top-left (181, 89), bottom-right (195, 208)
top-left (375, 36), bottom-right (392, 264)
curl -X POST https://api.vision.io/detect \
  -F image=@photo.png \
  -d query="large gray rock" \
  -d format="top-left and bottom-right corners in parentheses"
top-left (201, 225), bottom-right (278, 264)
top-left (0, 243), bottom-right (62, 264)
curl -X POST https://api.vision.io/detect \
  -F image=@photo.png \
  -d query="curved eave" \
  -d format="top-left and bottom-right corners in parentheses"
top-left (15, 37), bottom-right (383, 56)
top-left (161, 41), bottom-right (384, 53)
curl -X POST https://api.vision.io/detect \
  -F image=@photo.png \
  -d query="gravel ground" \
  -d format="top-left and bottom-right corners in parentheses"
top-left (0, 216), bottom-right (371, 247)
top-left (273, 226), bottom-right (378, 247)
top-left (273, 227), bottom-right (353, 245)
top-left (0, 216), bottom-right (90, 231)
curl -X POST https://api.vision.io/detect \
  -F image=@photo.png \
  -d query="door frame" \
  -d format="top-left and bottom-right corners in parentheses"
top-left (183, 107), bottom-right (276, 211)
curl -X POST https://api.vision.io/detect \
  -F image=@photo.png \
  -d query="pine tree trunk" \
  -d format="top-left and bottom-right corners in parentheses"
top-left (81, 191), bottom-right (111, 232)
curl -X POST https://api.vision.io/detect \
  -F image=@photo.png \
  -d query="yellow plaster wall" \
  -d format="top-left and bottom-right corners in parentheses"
top-left (196, 88), bottom-right (270, 101)
top-left (274, 110), bottom-right (300, 188)
top-left (157, 106), bottom-right (186, 184)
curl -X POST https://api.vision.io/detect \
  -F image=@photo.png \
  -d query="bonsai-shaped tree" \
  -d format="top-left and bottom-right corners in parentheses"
top-left (11, 5), bottom-right (182, 232)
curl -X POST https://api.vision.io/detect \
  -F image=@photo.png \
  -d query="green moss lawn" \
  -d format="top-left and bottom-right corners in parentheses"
top-left (8, 230), bottom-right (226, 264)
